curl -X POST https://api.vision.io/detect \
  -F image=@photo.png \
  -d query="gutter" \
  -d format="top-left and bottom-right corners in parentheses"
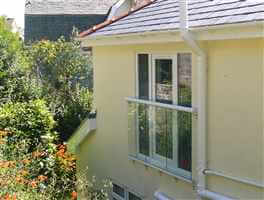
top-left (179, 1), bottom-right (235, 200)
top-left (78, 21), bottom-right (264, 42)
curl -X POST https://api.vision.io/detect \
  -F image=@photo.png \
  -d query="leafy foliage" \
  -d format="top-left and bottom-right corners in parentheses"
top-left (77, 167), bottom-right (112, 200)
top-left (0, 18), bottom-right (108, 200)
top-left (0, 100), bottom-right (76, 199)
top-left (0, 17), bottom-right (22, 69)
top-left (27, 38), bottom-right (93, 140)
top-left (0, 100), bottom-right (56, 155)
top-left (0, 17), bottom-right (32, 104)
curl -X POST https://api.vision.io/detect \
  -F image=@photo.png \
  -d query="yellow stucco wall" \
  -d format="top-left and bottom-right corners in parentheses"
top-left (206, 39), bottom-right (263, 199)
top-left (78, 39), bottom-right (264, 199)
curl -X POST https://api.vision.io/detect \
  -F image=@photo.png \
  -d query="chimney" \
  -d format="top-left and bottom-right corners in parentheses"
top-left (132, 0), bottom-right (150, 9)
top-left (108, 0), bottom-right (151, 20)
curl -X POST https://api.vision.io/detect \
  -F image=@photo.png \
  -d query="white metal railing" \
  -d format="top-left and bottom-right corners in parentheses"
top-left (125, 97), bottom-right (194, 113)
top-left (126, 97), bottom-right (193, 180)
top-left (204, 169), bottom-right (264, 189)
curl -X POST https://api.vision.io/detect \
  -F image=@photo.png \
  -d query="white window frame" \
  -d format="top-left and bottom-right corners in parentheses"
top-left (135, 52), bottom-right (192, 179)
top-left (151, 54), bottom-right (178, 169)
top-left (135, 53), bottom-right (152, 162)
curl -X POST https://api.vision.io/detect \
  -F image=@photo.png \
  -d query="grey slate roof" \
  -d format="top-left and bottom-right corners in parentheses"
top-left (25, 0), bottom-right (117, 15)
top-left (89, 0), bottom-right (264, 37)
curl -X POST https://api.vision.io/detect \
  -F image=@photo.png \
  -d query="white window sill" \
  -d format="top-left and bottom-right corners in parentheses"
top-left (128, 155), bottom-right (192, 184)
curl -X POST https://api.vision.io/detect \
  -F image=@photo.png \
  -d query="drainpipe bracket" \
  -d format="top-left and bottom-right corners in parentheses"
top-left (193, 107), bottom-right (198, 119)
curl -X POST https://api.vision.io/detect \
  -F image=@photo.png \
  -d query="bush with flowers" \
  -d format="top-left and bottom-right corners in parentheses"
top-left (0, 100), bottom-right (112, 200)
top-left (0, 100), bottom-right (77, 199)
top-left (0, 17), bottom-right (112, 200)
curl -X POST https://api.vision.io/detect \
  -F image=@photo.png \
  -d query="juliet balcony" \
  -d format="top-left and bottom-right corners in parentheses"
top-left (126, 97), bottom-right (194, 180)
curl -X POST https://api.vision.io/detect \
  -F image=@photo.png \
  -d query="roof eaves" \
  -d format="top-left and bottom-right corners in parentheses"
top-left (78, 0), bottom-right (157, 38)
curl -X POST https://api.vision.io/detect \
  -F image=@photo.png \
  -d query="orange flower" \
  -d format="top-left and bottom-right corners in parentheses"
top-left (0, 161), bottom-right (15, 168)
top-left (38, 175), bottom-right (48, 182)
top-left (29, 180), bottom-right (38, 188)
top-left (58, 144), bottom-right (67, 151)
top-left (56, 149), bottom-right (65, 158)
top-left (4, 193), bottom-right (10, 200)
top-left (32, 151), bottom-right (44, 158)
top-left (2, 193), bottom-right (15, 200)
top-left (8, 161), bottom-right (16, 168)
top-left (71, 191), bottom-right (77, 200)
top-left (16, 175), bottom-right (28, 185)
top-left (21, 159), bottom-right (31, 165)
top-left (0, 139), bottom-right (6, 145)
top-left (16, 176), bottom-right (23, 183)
top-left (0, 130), bottom-right (10, 137)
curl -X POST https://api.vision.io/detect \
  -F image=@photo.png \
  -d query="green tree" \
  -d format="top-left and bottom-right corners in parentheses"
top-left (0, 16), bottom-right (39, 104)
top-left (28, 38), bottom-right (93, 141)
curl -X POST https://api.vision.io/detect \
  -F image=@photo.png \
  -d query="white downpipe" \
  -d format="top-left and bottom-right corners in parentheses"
top-left (179, 1), bottom-right (235, 200)
top-left (179, 0), bottom-right (207, 195)
top-left (198, 190), bottom-right (235, 200)
top-left (154, 192), bottom-right (174, 200)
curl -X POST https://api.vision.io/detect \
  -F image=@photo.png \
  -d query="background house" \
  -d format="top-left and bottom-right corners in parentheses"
top-left (24, 0), bottom-right (117, 43)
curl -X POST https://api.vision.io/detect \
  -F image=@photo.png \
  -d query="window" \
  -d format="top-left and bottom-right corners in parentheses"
top-left (112, 183), bottom-right (142, 200)
top-left (138, 54), bottom-right (149, 100)
top-left (113, 183), bottom-right (125, 199)
top-left (128, 53), bottom-right (192, 179)
top-left (128, 192), bottom-right (142, 200)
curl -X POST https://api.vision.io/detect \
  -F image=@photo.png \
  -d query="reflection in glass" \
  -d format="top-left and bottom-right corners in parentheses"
top-left (178, 53), bottom-right (192, 172)
top-left (155, 59), bottom-right (172, 104)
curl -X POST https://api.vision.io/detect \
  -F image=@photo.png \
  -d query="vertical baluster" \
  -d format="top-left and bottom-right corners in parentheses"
top-left (135, 103), bottom-right (138, 159)
top-left (144, 103), bottom-right (147, 162)
top-left (165, 108), bottom-right (168, 171)
top-left (150, 105), bottom-right (154, 165)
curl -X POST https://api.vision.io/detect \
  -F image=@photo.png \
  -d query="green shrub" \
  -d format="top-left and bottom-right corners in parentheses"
top-left (0, 100), bottom-right (76, 199)
top-left (0, 100), bottom-right (57, 155)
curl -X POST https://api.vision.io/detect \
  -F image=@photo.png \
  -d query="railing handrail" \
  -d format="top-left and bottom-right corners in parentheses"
top-left (125, 97), bottom-right (195, 113)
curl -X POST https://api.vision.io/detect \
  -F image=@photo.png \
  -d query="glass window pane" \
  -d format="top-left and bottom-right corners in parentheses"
top-left (113, 184), bottom-right (125, 198)
top-left (155, 59), bottom-right (173, 104)
top-left (129, 192), bottom-right (142, 200)
top-left (138, 104), bottom-right (149, 156)
top-left (138, 54), bottom-right (150, 157)
top-left (177, 53), bottom-right (192, 107)
top-left (138, 54), bottom-right (149, 100)
top-left (177, 53), bottom-right (192, 172)
top-left (155, 108), bottom-right (173, 159)
top-left (178, 111), bottom-right (192, 172)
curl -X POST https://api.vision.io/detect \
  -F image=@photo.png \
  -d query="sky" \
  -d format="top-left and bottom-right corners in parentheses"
top-left (0, 0), bottom-right (26, 28)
